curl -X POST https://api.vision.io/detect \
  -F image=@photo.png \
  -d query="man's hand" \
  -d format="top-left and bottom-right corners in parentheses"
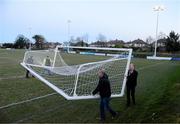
top-left (92, 91), bottom-right (96, 95)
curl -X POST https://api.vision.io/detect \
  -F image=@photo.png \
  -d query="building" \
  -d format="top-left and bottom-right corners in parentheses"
top-left (90, 39), bottom-right (124, 48)
top-left (124, 39), bottom-right (147, 48)
top-left (157, 38), bottom-right (166, 47)
top-left (106, 39), bottom-right (124, 47)
top-left (149, 38), bottom-right (166, 52)
top-left (40, 42), bottom-right (62, 49)
top-left (89, 41), bottom-right (107, 47)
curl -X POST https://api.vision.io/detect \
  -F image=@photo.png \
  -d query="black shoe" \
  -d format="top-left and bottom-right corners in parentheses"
top-left (126, 103), bottom-right (130, 107)
top-left (112, 112), bottom-right (119, 119)
top-left (96, 117), bottom-right (105, 123)
top-left (100, 119), bottom-right (105, 123)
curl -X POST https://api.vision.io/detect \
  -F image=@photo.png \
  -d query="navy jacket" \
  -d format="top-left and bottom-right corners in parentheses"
top-left (92, 73), bottom-right (111, 98)
top-left (126, 70), bottom-right (138, 87)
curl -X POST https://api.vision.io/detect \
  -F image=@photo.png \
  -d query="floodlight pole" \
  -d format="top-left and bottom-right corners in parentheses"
top-left (67, 20), bottom-right (71, 53)
top-left (28, 27), bottom-right (32, 50)
top-left (153, 5), bottom-right (164, 57)
top-left (154, 11), bottom-right (159, 57)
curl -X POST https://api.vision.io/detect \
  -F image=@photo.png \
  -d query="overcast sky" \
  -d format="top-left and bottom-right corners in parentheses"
top-left (0, 0), bottom-right (180, 43)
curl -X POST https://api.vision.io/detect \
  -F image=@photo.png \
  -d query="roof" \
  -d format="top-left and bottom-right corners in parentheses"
top-left (108, 39), bottom-right (125, 44)
top-left (157, 38), bottom-right (166, 43)
top-left (91, 39), bottom-right (124, 45)
top-left (125, 39), bottom-right (147, 44)
top-left (132, 39), bottom-right (147, 44)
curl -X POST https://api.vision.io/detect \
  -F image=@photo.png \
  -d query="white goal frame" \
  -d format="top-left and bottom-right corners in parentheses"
top-left (21, 46), bottom-right (132, 100)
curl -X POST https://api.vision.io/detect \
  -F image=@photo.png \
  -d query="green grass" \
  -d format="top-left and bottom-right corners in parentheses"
top-left (0, 49), bottom-right (180, 123)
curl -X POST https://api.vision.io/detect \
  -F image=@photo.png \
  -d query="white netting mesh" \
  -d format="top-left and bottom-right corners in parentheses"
top-left (23, 46), bottom-right (131, 99)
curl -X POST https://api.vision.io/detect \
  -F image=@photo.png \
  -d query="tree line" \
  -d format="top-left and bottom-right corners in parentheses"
top-left (1, 31), bottom-right (180, 53)
top-left (2, 34), bottom-right (46, 49)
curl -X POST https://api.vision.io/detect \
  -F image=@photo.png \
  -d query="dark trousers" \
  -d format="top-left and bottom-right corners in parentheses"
top-left (26, 70), bottom-right (29, 78)
top-left (26, 70), bottom-right (34, 78)
top-left (43, 69), bottom-right (52, 75)
top-left (100, 97), bottom-right (116, 120)
top-left (127, 86), bottom-right (136, 106)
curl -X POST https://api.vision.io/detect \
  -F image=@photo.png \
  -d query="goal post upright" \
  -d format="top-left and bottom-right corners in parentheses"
top-left (52, 46), bottom-right (59, 67)
top-left (73, 64), bottom-right (82, 97)
top-left (72, 57), bottom-right (129, 99)
top-left (120, 49), bottom-right (132, 96)
top-left (23, 51), bottom-right (28, 63)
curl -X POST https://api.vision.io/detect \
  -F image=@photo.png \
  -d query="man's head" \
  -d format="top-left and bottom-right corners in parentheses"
top-left (129, 63), bottom-right (135, 71)
top-left (98, 69), bottom-right (105, 78)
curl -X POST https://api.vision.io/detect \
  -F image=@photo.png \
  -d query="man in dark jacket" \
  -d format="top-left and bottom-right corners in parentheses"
top-left (126, 63), bottom-right (138, 107)
top-left (92, 69), bottom-right (117, 121)
top-left (26, 56), bottom-right (34, 78)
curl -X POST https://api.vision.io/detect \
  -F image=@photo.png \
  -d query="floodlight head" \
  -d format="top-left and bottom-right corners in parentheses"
top-left (160, 5), bottom-right (165, 10)
top-left (67, 20), bottom-right (71, 23)
top-left (153, 5), bottom-right (165, 11)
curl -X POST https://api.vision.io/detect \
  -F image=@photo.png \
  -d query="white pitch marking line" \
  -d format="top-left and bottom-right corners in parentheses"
top-left (0, 93), bottom-right (57, 110)
top-left (0, 75), bottom-right (24, 81)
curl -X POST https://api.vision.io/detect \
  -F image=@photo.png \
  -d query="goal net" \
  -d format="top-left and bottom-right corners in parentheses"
top-left (21, 46), bottom-right (132, 100)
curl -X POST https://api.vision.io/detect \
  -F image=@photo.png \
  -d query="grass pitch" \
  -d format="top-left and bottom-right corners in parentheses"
top-left (0, 49), bottom-right (180, 123)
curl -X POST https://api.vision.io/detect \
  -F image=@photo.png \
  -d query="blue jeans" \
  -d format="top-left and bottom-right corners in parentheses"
top-left (100, 97), bottom-right (116, 120)
top-left (43, 69), bottom-right (52, 75)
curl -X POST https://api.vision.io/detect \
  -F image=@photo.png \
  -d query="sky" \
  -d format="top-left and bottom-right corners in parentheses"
top-left (0, 0), bottom-right (180, 43)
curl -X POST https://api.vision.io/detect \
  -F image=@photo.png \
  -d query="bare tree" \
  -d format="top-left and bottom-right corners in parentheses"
top-left (96, 33), bottom-right (107, 42)
top-left (81, 33), bottom-right (89, 43)
top-left (158, 32), bottom-right (167, 39)
top-left (70, 36), bottom-right (75, 43)
top-left (146, 36), bottom-right (154, 44)
top-left (76, 37), bottom-right (82, 42)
